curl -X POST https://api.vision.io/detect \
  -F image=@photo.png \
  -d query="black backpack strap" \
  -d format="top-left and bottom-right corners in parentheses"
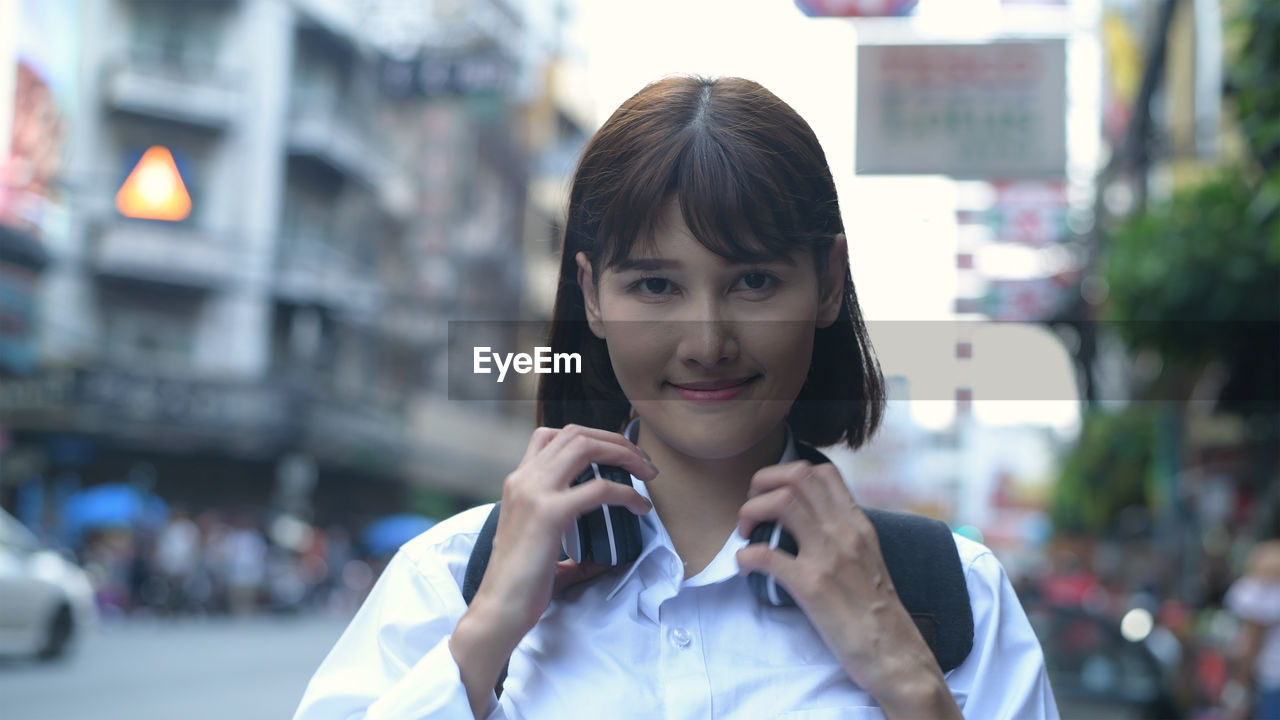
top-left (861, 508), bottom-right (974, 672)
top-left (794, 442), bottom-right (974, 673)
top-left (461, 502), bottom-right (509, 697)
top-left (462, 503), bottom-right (502, 606)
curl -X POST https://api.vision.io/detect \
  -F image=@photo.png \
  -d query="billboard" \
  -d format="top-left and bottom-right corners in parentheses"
top-left (1, 0), bottom-right (76, 236)
top-left (0, 0), bottom-right (77, 373)
top-left (856, 39), bottom-right (1068, 178)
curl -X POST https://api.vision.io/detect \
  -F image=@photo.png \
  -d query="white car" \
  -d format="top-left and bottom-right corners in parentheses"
top-left (0, 507), bottom-right (97, 660)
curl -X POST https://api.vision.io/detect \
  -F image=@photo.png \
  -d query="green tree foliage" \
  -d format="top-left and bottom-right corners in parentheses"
top-left (1051, 407), bottom-right (1157, 535)
top-left (1103, 0), bottom-right (1280, 414)
top-left (1228, 0), bottom-right (1280, 262)
top-left (1103, 173), bottom-right (1278, 362)
top-left (1228, 0), bottom-right (1280, 179)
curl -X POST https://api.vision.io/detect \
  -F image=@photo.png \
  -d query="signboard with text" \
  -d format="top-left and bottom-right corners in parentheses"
top-left (795, 0), bottom-right (919, 16)
top-left (856, 39), bottom-right (1068, 178)
top-left (955, 180), bottom-right (1069, 246)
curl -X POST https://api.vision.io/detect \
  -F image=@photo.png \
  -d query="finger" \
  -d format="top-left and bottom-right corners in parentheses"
top-left (563, 477), bottom-right (654, 517)
top-left (736, 485), bottom-right (818, 542)
top-left (735, 543), bottom-right (803, 592)
top-left (746, 461), bottom-right (817, 499)
top-left (540, 430), bottom-right (658, 487)
top-left (749, 462), bottom-right (855, 519)
top-left (522, 426), bottom-right (560, 464)
top-left (541, 423), bottom-right (650, 463)
top-left (552, 559), bottom-right (612, 596)
top-left (789, 463), bottom-right (859, 520)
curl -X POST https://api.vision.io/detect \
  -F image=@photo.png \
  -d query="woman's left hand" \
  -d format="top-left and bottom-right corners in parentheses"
top-left (734, 460), bottom-right (962, 720)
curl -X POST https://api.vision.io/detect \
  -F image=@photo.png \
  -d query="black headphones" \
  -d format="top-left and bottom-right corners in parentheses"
top-left (562, 463), bottom-right (798, 607)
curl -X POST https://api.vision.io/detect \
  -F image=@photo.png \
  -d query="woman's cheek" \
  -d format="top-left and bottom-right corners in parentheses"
top-left (757, 323), bottom-right (816, 399)
top-left (606, 339), bottom-right (665, 400)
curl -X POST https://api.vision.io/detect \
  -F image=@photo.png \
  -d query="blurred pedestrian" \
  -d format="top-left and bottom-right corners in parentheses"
top-left (1040, 549), bottom-right (1101, 609)
top-left (222, 517), bottom-right (267, 616)
top-left (193, 510), bottom-right (230, 614)
top-left (1222, 539), bottom-right (1280, 720)
top-left (154, 506), bottom-right (201, 616)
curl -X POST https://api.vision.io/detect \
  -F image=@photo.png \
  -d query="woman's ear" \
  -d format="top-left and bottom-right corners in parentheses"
top-left (817, 234), bottom-right (848, 328)
top-left (575, 251), bottom-right (606, 338)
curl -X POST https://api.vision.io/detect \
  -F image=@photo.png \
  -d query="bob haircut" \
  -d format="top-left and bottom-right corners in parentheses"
top-left (538, 75), bottom-right (885, 450)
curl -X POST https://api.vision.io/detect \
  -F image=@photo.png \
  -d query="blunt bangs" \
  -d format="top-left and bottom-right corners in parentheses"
top-left (583, 78), bottom-right (840, 271)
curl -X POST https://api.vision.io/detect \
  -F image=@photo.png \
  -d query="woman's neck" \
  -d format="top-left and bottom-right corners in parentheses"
top-left (632, 418), bottom-right (788, 578)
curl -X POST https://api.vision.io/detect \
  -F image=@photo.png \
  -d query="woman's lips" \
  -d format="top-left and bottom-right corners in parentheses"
top-left (668, 376), bottom-right (758, 403)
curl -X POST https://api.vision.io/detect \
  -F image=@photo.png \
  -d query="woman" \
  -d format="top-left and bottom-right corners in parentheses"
top-left (293, 75), bottom-right (1058, 719)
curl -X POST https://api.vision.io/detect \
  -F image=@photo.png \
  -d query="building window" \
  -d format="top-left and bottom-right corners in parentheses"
top-left (129, 0), bottom-right (219, 74)
top-left (102, 302), bottom-right (195, 372)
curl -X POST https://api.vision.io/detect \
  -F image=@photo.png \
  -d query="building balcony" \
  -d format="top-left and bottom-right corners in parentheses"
top-left (304, 389), bottom-right (407, 470)
top-left (0, 366), bottom-right (292, 456)
top-left (286, 105), bottom-right (389, 187)
top-left (102, 56), bottom-right (242, 131)
top-left (92, 220), bottom-right (238, 291)
top-left (0, 363), bottom-right (413, 472)
top-left (275, 240), bottom-right (380, 314)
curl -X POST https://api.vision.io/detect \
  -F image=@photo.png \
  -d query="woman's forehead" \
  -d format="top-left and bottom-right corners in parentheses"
top-left (610, 233), bottom-right (802, 270)
top-left (607, 198), bottom-right (789, 266)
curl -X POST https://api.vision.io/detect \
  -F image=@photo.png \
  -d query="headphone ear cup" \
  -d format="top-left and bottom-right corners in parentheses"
top-left (575, 512), bottom-right (595, 563)
top-left (570, 464), bottom-right (645, 566)
top-left (606, 505), bottom-right (642, 563)
top-left (583, 507), bottom-right (612, 565)
top-left (747, 522), bottom-right (799, 607)
top-left (599, 465), bottom-right (642, 563)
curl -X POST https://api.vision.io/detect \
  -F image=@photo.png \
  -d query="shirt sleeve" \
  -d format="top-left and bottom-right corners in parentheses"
top-left (291, 547), bottom-right (507, 720)
top-left (946, 547), bottom-right (1061, 720)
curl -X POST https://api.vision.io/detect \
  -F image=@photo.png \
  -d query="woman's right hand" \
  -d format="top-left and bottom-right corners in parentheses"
top-left (449, 424), bottom-right (658, 713)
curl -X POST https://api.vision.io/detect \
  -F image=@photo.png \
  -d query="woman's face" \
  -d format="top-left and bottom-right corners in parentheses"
top-left (577, 198), bottom-right (846, 462)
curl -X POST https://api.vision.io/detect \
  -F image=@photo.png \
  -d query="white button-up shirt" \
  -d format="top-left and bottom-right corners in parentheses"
top-left (294, 421), bottom-right (1060, 719)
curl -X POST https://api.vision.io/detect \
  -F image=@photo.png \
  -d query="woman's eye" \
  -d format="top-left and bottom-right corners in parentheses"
top-left (740, 272), bottom-right (777, 292)
top-left (631, 277), bottom-right (671, 295)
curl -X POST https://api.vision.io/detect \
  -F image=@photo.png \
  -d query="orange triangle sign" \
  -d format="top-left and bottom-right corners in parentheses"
top-left (115, 145), bottom-right (192, 221)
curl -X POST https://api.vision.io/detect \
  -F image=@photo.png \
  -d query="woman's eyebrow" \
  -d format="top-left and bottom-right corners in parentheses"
top-left (615, 258), bottom-right (679, 272)
top-left (615, 254), bottom-right (797, 272)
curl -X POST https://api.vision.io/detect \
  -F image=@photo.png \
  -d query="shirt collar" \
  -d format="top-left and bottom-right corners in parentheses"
top-left (604, 417), bottom-right (799, 601)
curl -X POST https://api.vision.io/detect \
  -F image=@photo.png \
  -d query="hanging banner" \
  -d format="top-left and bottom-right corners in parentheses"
top-left (856, 39), bottom-right (1068, 178)
top-left (794, 0), bottom-right (919, 16)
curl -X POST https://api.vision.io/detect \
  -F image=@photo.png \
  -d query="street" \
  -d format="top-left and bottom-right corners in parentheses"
top-left (0, 612), bottom-right (353, 720)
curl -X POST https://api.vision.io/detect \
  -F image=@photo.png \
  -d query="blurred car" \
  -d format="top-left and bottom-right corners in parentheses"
top-left (1026, 602), bottom-right (1182, 720)
top-left (0, 508), bottom-right (97, 661)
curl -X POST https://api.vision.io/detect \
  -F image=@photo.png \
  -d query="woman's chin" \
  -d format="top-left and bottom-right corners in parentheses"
top-left (637, 406), bottom-right (789, 462)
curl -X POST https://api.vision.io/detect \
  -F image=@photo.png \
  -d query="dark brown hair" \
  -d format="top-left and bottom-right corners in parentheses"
top-left (537, 75), bottom-right (884, 449)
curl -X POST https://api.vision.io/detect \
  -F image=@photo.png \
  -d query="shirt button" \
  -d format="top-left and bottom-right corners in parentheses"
top-left (669, 627), bottom-right (692, 649)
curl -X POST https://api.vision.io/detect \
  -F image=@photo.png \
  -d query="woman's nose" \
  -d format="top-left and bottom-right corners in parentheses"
top-left (677, 301), bottom-right (740, 368)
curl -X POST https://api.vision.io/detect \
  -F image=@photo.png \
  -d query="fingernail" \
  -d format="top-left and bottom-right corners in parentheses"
top-left (646, 460), bottom-right (659, 476)
top-left (634, 444), bottom-right (652, 462)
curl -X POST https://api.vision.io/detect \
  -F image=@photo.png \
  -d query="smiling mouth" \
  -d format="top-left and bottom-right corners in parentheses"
top-left (667, 375), bottom-right (759, 402)
top-left (669, 376), bottom-right (757, 391)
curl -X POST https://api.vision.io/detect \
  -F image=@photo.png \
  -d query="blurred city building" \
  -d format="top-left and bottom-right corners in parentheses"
top-left (0, 0), bottom-right (584, 541)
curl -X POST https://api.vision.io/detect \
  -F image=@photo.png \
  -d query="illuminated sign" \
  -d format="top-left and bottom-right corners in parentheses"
top-left (115, 145), bottom-right (192, 221)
